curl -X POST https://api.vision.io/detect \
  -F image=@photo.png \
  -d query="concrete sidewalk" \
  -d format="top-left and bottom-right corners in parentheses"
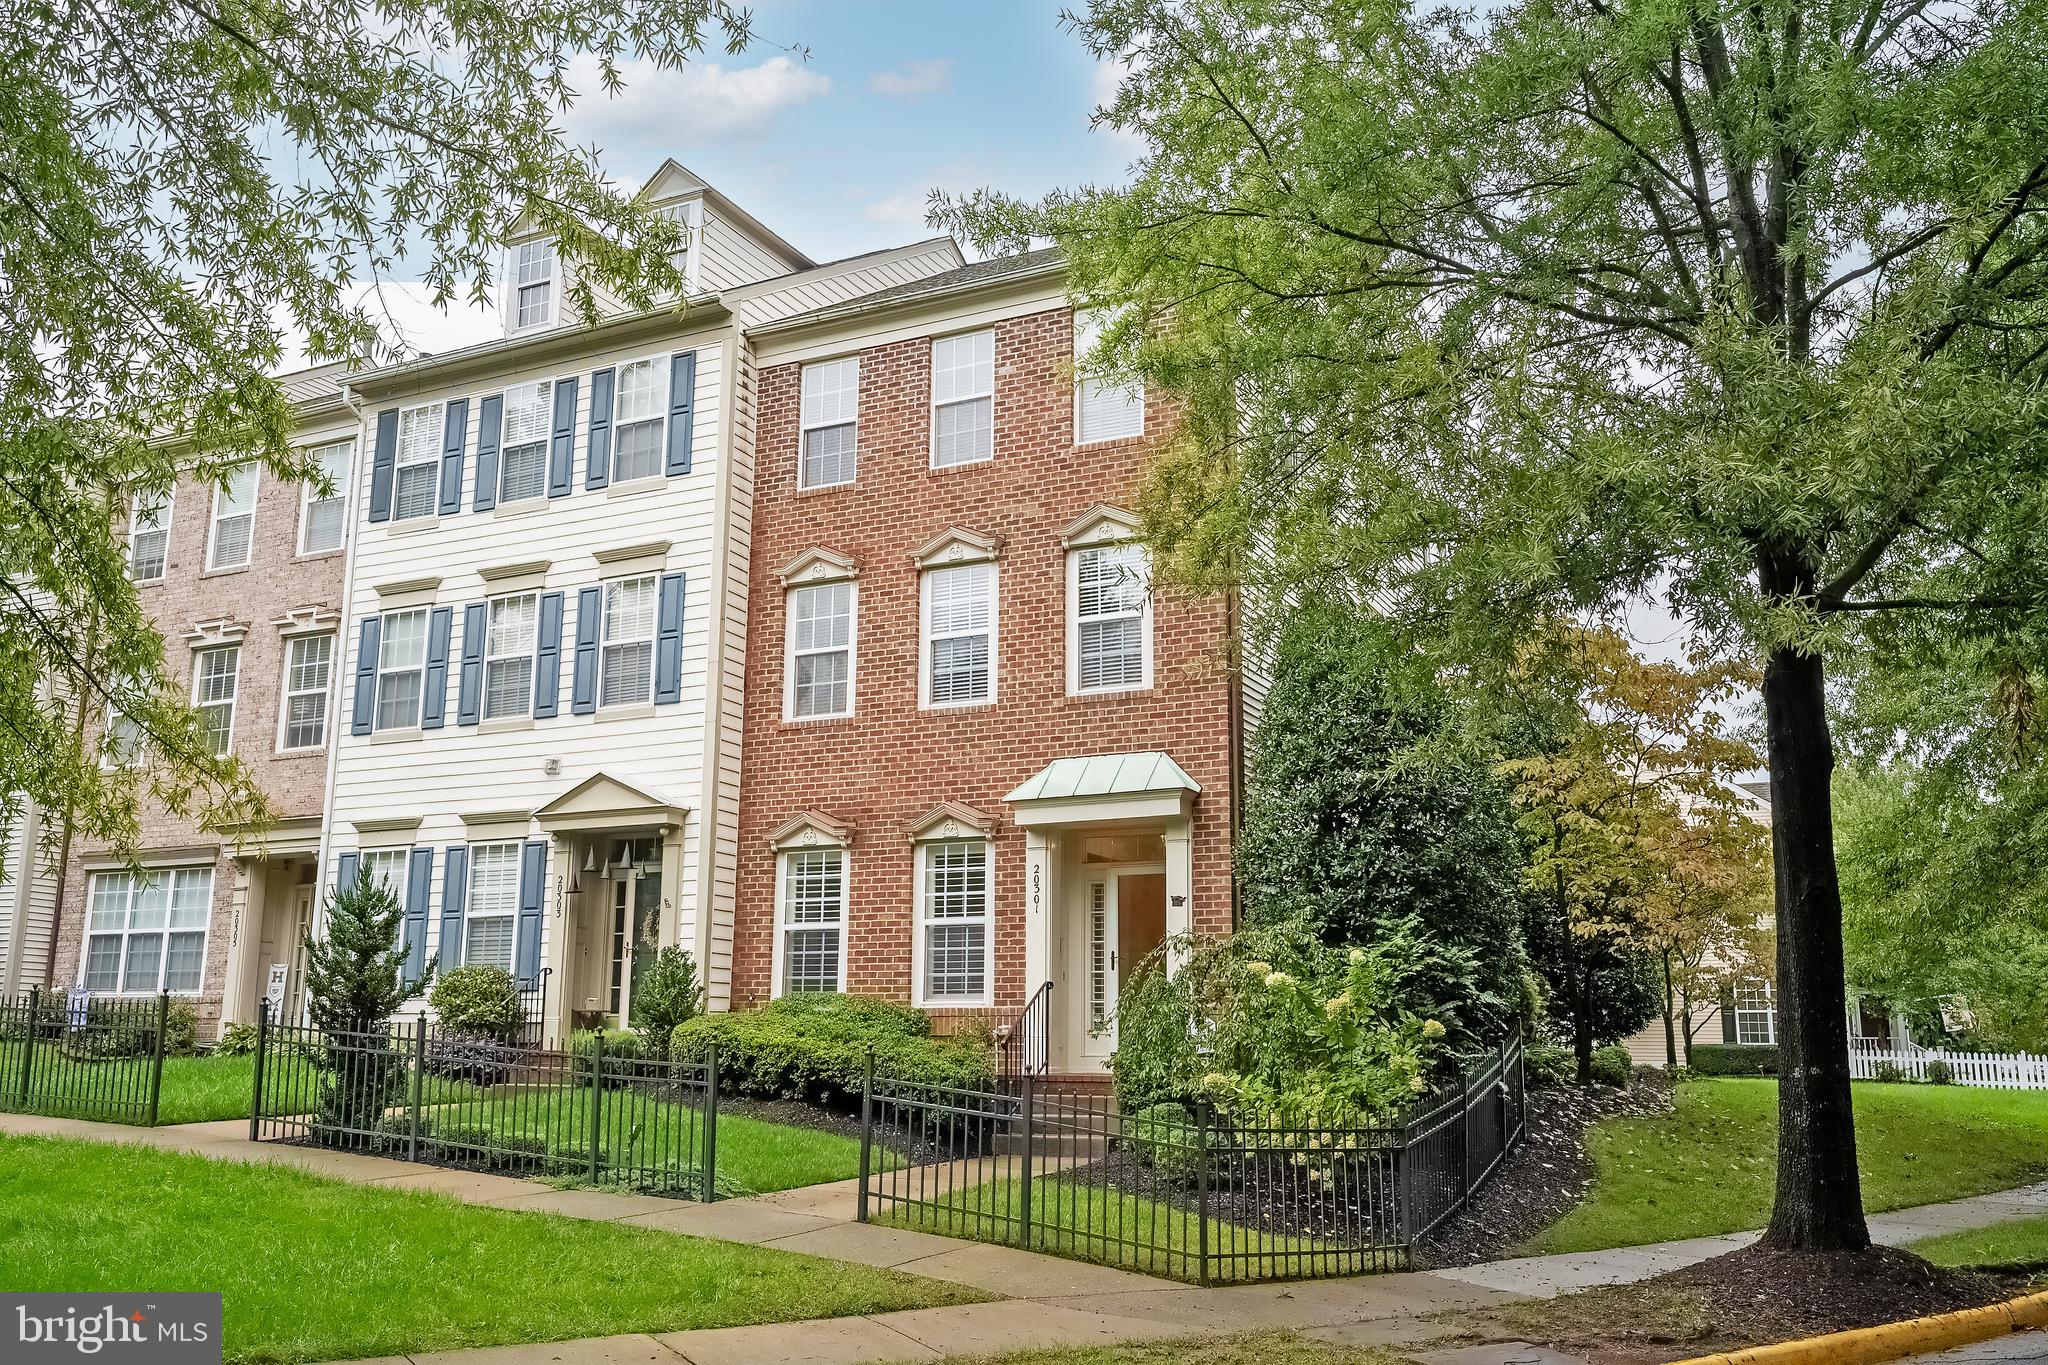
top-left (6, 1112), bottom-right (2047, 1365)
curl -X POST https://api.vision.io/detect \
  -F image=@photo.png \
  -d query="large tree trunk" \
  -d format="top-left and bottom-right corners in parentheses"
top-left (1574, 966), bottom-right (1595, 1084)
top-left (1661, 950), bottom-right (1680, 1070)
top-left (1759, 644), bottom-right (1870, 1251)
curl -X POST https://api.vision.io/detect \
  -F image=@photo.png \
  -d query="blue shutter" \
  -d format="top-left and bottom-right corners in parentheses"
top-left (336, 851), bottom-right (360, 898)
top-left (439, 845), bottom-right (469, 971)
top-left (666, 351), bottom-right (697, 476)
top-left (473, 394), bottom-right (503, 512)
top-left (456, 602), bottom-right (487, 726)
top-left (585, 367), bottom-right (615, 491)
top-left (547, 376), bottom-right (579, 498)
top-left (421, 606), bottom-right (453, 730)
top-left (571, 586), bottom-right (602, 715)
top-left (654, 572), bottom-right (686, 705)
top-left (368, 408), bottom-right (398, 523)
top-left (350, 616), bottom-right (381, 736)
top-left (403, 847), bottom-right (434, 986)
top-left (534, 591), bottom-right (565, 720)
top-left (514, 840), bottom-right (546, 984)
top-left (438, 398), bottom-right (469, 515)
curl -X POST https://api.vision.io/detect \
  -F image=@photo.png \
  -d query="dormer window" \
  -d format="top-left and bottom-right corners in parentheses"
top-left (662, 199), bottom-right (704, 294)
top-left (512, 240), bottom-right (556, 329)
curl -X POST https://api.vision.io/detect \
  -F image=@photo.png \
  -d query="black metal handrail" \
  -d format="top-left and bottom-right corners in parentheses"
top-left (998, 980), bottom-right (1053, 1082)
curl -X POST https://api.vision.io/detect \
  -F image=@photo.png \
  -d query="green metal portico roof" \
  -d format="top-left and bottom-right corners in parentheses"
top-left (1004, 751), bottom-right (1201, 804)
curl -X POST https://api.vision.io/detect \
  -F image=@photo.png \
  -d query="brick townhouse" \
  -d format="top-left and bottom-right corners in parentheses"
top-left (734, 252), bottom-right (1245, 1075)
top-left (47, 365), bottom-right (358, 1035)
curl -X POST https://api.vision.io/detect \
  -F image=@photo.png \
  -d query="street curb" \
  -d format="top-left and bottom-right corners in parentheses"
top-left (1668, 1289), bottom-right (2048, 1365)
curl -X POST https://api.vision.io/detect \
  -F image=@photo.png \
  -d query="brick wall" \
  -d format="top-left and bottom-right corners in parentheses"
top-left (49, 463), bottom-right (345, 1033)
top-left (733, 306), bottom-right (1237, 1018)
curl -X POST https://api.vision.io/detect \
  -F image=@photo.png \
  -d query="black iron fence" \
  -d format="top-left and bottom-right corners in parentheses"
top-left (0, 989), bottom-right (173, 1125)
top-left (858, 1034), bottom-right (1526, 1284)
top-left (248, 1001), bottom-right (721, 1199)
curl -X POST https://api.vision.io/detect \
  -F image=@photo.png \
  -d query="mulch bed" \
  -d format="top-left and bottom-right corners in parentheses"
top-left (1447, 1243), bottom-right (2028, 1365)
top-left (1417, 1074), bottom-right (1675, 1267)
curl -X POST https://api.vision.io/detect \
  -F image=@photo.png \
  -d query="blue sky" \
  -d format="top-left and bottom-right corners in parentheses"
top-left (341, 2), bottom-right (1132, 360)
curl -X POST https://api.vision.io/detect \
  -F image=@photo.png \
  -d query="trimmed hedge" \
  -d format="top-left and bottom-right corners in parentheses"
top-left (1589, 1044), bottom-right (1632, 1088)
top-left (1691, 1042), bottom-right (1779, 1076)
top-left (671, 994), bottom-right (992, 1110)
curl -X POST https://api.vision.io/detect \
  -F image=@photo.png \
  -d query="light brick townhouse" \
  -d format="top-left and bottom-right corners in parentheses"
top-left (29, 159), bottom-right (1262, 1073)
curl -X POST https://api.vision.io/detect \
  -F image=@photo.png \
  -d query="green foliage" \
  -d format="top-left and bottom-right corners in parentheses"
top-left (1127, 1102), bottom-right (1207, 1183)
top-left (1524, 1042), bottom-right (1576, 1090)
top-left (303, 871), bottom-right (418, 1136)
top-left (429, 966), bottom-right (523, 1042)
top-left (1870, 1060), bottom-right (1911, 1084)
top-left (630, 947), bottom-right (703, 1059)
top-left (1239, 601), bottom-right (1528, 1051)
top-left (4, 1), bottom-right (758, 875)
top-left (1111, 920), bottom-right (1458, 1126)
top-left (671, 995), bottom-right (992, 1111)
top-left (1523, 892), bottom-right (1663, 1073)
top-left (1926, 1058), bottom-right (1956, 1086)
top-left (1588, 1046), bottom-right (1633, 1089)
top-left (212, 1022), bottom-right (258, 1058)
top-left (1690, 1044), bottom-right (1780, 1077)
top-left (161, 1000), bottom-right (198, 1057)
top-left (569, 1028), bottom-right (646, 1088)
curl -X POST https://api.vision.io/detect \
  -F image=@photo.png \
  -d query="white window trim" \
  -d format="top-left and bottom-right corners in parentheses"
top-left (609, 352), bottom-right (672, 485)
top-left (498, 380), bottom-right (553, 505)
top-left (798, 355), bottom-right (860, 490)
top-left (101, 699), bottom-right (143, 771)
top-left (464, 841), bottom-right (521, 971)
top-left (919, 563), bottom-right (998, 710)
top-left (483, 592), bottom-right (540, 721)
top-left (375, 607), bottom-right (430, 732)
top-left (275, 631), bottom-right (335, 753)
top-left (1734, 978), bottom-right (1777, 1046)
top-left (78, 866), bottom-right (212, 997)
top-left (598, 574), bottom-right (659, 710)
top-left (782, 581), bottom-right (857, 722)
top-left (930, 329), bottom-right (995, 469)
top-left (129, 490), bottom-right (172, 583)
top-left (664, 198), bottom-right (704, 294)
top-left (358, 848), bottom-right (410, 909)
top-left (1065, 542), bottom-right (1155, 696)
top-left (770, 845), bottom-right (850, 999)
top-left (912, 839), bottom-right (993, 1009)
top-left (298, 441), bottom-right (354, 555)
top-left (191, 645), bottom-right (239, 757)
top-left (206, 464), bottom-right (259, 571)
top-left (392, 401), bottom-right (445, 523)
top-left (1074, 309), bottom-right (1146, 446)
top-left (507, 238), bottom-right (559, 333)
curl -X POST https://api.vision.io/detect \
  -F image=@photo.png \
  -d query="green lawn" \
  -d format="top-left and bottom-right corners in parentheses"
top-left (1524, 1079), bottom-right (2048, 1255)
top-left (874, 1173), bottom-right (1346, 1283)
top-left (1912, 1213), bottom-right (2048, 1270)
top-left (0, 1135), bottom-right (984, 1364)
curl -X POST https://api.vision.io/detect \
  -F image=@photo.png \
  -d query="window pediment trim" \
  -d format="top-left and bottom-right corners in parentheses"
top-left (184, 617), bottom-right (248, 647)
top-left (780, 547), bottom-right (858, 587)
top-left (271, 605), bottom-right (339, 636)
top-left (771, 810), bottom-right (853, 850)
top-left (911, 527), bottom-right (1000, 570)
top-left (374, 574), bottom-right (443, 598)
top-left (908, 801), bottom-right (994, 843)
top-left (1061, 504), bottom-right (1142, 550)
top-left (478, 558), bottom-right (553, 583)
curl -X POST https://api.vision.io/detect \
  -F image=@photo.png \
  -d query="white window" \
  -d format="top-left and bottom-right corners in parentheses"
top-left (299, 441), bottom-right (353, 554)
top-left (513, 239), bottom-right (556, 329)
top-left (465, 842), bottom-right (520, 971)
top-left (1069, 542), bottom-right (1152, 694)
top-left (499, 381), bottom-right (552, 504)
top-left (102, 693), bottom-right (144, 769)
top-left (393, 403), bottom-right (443, 521)
top-left (1075, 308), bottom-right (1145, 444)
top-left (484, 593), bottom-right (538, 721)
top-left (278, 633), bottom-right (333, 751)
top-left (917, 840), bottom-right (991, 1005)
top-left (922, 563), bottom-right (996, 708)
top-left (800, 357), bottom-right (859, 489)
top-left (192, 645), bottom-right (239, 756)
top-left (1734, 979), bottom-right (1776, 1046)
top-left (375, 608), bottom-right (428, 731)
top-left (786, 582), bottom-right (854, 720)
top-left (359, 848), bottom-right (409, 907)
top-left (663, 199), bottom-right (703, 291)
top-left (207, 464), bottom-right (258, 570)
top-left (777, 848), bottom-right (846, 995)
top-left (82, 868), bottom-right (211, 995)
top-left (612, 357), bottom-right (669, 483)
top-left (931, 331), bottom-right (994, 468)
top-left (129, 491), bottom-right (171, 583)
top-left (600, 576), bottom-right (657, 708)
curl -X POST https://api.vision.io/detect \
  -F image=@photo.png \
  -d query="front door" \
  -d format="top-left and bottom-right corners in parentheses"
top-left (286, 883), bottom-right (314, 1022)
top-left (1075, 866), bottom-right (1168, 1065)
top-left (607, 872), bottom-right (661, 1027)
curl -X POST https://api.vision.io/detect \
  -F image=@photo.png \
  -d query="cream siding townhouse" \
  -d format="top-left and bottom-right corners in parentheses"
top-left (320, 162), bottom-right (960, 1033)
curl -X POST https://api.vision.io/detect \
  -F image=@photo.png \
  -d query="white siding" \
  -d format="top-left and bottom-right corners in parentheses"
top-left (0, 798), bottom-right (58, 996)
top-left (697, 205), bottom-right (805, 294)
top-left (330, 335), bottom-right (730, 1003)
top-left (734, 242), bottom-right (963, 329)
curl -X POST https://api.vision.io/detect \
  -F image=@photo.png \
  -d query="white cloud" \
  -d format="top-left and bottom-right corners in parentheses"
top-left (563, 53), bottom-right (831, 152)
top-left (868, 58), bottom-right (954, 98)
top-left (1089, 54), bottom-right (1147, 159)
top-left (862, 191), bottom-right (933, 227)
top-left (273, 281), bottom-right (500, 373)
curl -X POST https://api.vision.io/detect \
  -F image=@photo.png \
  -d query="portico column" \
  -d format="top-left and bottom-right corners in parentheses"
top-left (220, 858), bottom-right (263, 1026)
top-left (1163, 818), bottom-right (1194, 975)
top-left (1023, 829), bottom-right (1056, 996)
top-left (545, 833), bottom-right (575, 1039)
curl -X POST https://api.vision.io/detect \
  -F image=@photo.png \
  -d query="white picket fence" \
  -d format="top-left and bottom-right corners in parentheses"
top-left (1848, 1038), bottom-right (2048, 1090)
